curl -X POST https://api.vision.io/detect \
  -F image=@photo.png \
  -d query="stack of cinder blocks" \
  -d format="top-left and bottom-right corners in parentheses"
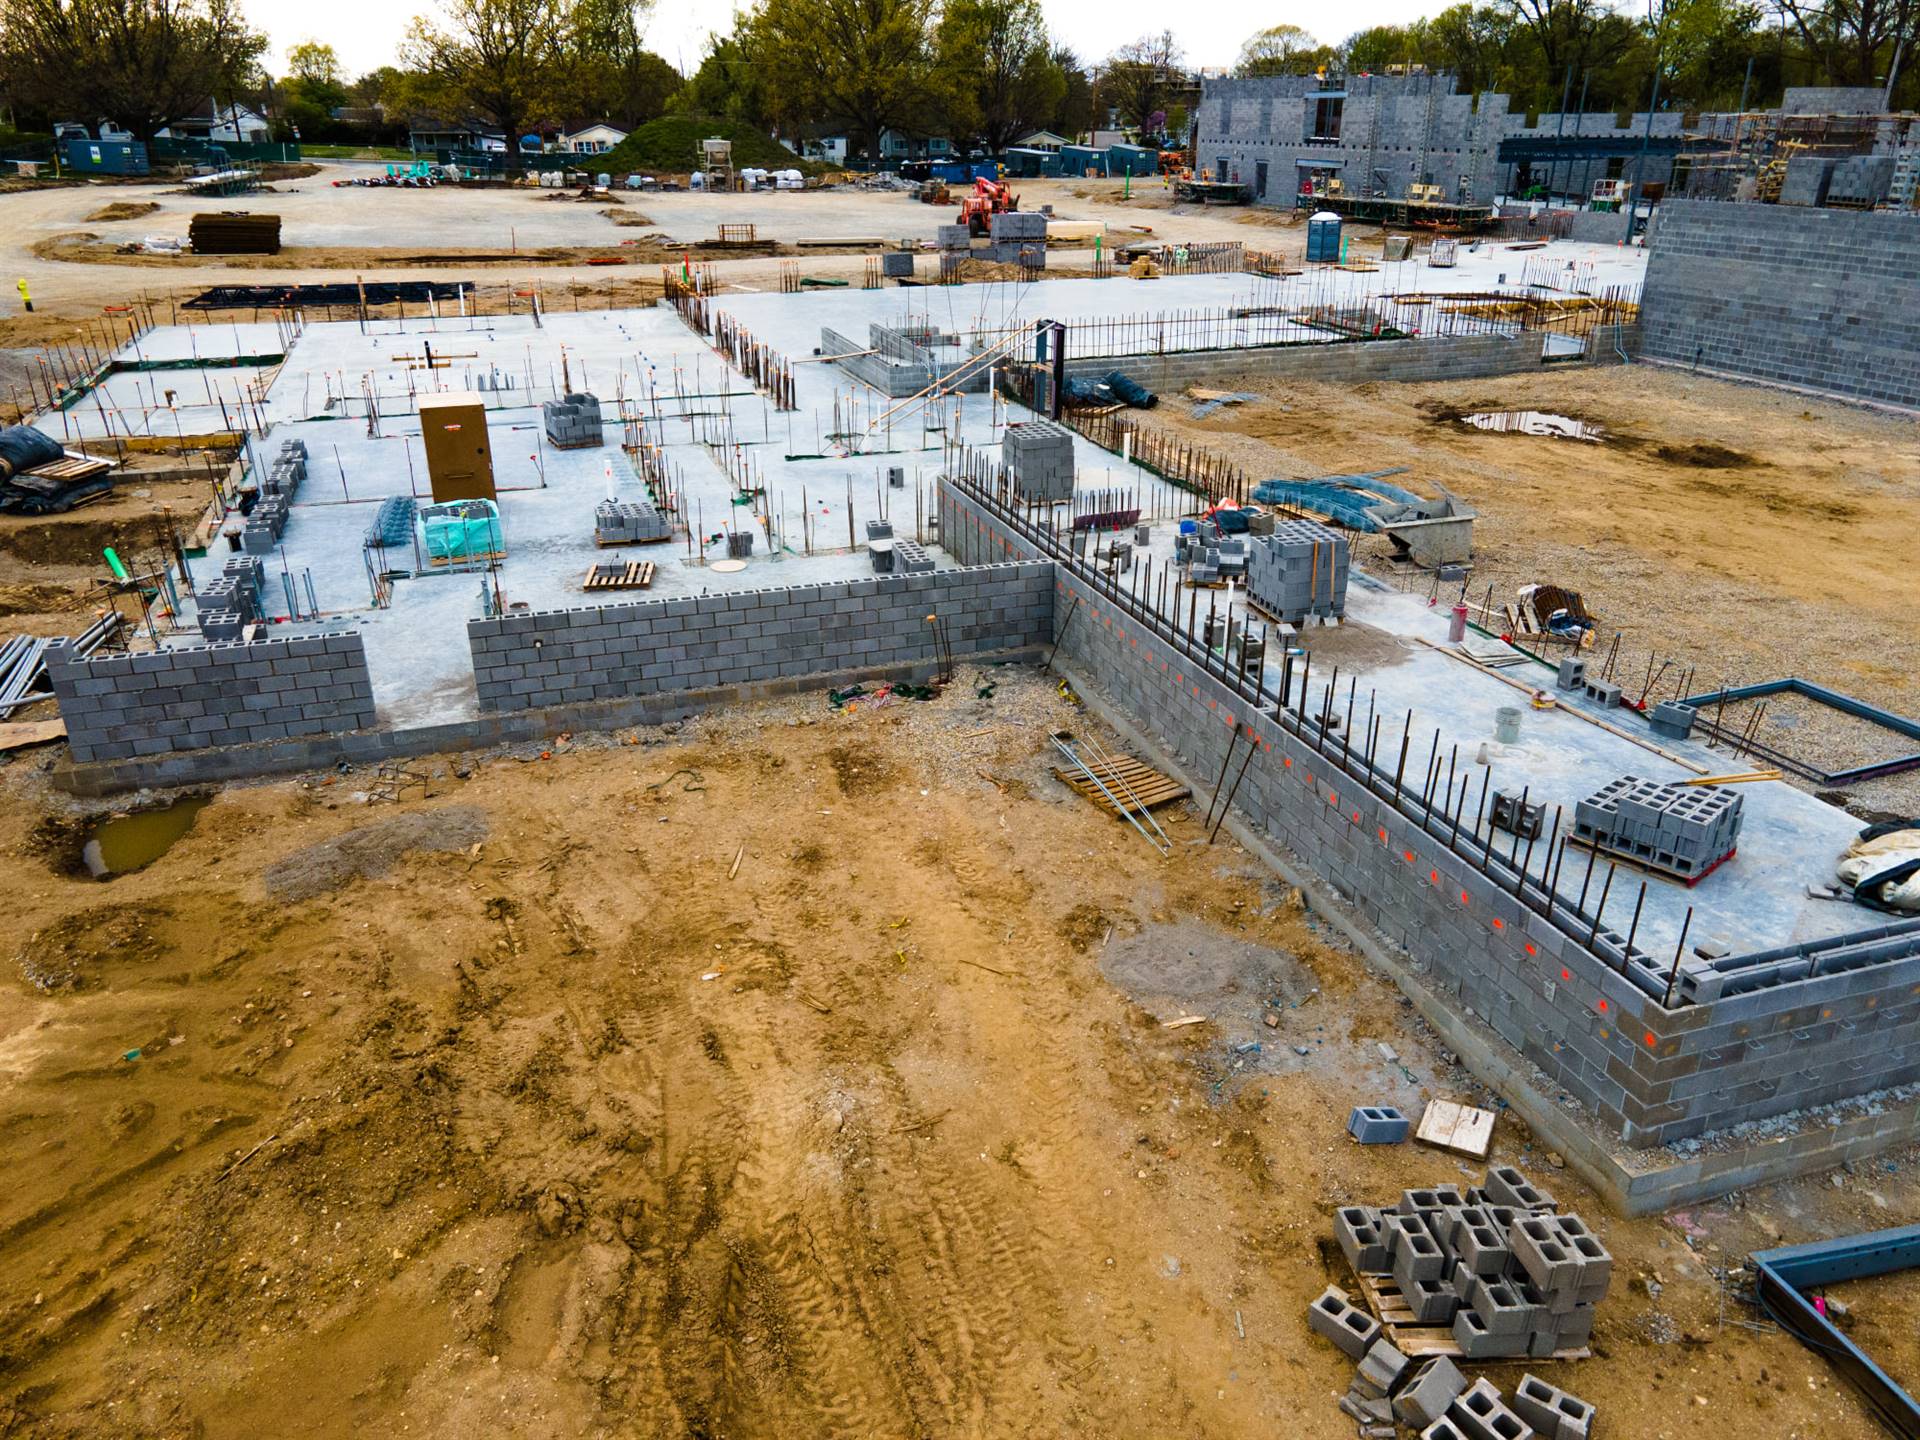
top-left (1244, 518), bottom-right (1349, 623)
top-left (1312, 1202), bottom-right (1601, 1437)
top-left (881, 251), bottom-right (915, 278)
top-left (196, 554), bottom-right (266, 641)
top-left (543, 392), bottom-right (604, 448)
top-left (1647, 700), bottom-right (1696, 740)
top-left (1574, 774), bottom-right (1743, 880)
top-left (866, 519), bottom-right (894, 573)
top-left (985, 210), bottom-right (1047, 266)
top-left (1325, 1166), bottom-right (1612, 1372)
top-left (937, 223), bottom-right (972, 252)
top-left (1002, 420), bottom-right (1076, 502)
top-left (594, 497), bottom-right (671, 545)
top-left (243, 438), bottom-right (306, 556)
top-left (893, 538), bottom-right (936, 574)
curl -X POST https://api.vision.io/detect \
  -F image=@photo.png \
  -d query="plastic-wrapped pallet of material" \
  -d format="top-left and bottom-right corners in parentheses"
top-left (1244, 518), bottom-right (1349, 623)
top-left (420, 499), bottom-right (503, 564)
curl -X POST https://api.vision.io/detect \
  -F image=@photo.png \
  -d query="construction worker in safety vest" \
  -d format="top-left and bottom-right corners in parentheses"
top-left (15, 279), bottom-right (30, 313)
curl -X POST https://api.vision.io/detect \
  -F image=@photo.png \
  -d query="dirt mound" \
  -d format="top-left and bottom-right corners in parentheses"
top-left (83, 200), bottom-right (160, 223)
top-left (15, 900), bottom-right (173, 990)
top-left (262, 804), bottom-right (488, 900)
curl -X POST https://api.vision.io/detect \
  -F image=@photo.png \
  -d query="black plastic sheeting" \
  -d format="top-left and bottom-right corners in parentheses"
top-left (0, 424), bottom-right (64, 481)
top-left (183, 281), bottom-right (476, 311)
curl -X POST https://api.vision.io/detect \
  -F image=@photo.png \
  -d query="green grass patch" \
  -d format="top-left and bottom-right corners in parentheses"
top-left (303, 144), bottom-right (416, 161)
top-left (596, 116), bottom-right (825, 178)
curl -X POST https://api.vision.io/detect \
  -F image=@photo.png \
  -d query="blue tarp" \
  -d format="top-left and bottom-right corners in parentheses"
top-left (1249, 470), bottom-right (1420, 530)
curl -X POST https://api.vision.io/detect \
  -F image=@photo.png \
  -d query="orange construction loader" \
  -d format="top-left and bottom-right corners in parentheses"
top-left (958, 176), bottom-right (1019, 236)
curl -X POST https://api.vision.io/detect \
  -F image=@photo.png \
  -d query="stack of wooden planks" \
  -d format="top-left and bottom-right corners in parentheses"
top-left (189, 212), bottom-right (281, 255)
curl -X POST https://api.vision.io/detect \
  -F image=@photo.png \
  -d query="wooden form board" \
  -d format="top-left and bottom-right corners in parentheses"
top-left (583, 560), bottom-right (655, 591)
top-left (1051, 755), bottom-right (1190, 817)
top-left (1355, 1275), bottom-right (1589, 1362)
top-left (1414, 1099), bottom-right (1497, 1159)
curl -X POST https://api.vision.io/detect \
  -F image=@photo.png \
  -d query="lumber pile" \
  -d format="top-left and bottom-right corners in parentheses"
top-left (189, 212), bottom-right (281, 255)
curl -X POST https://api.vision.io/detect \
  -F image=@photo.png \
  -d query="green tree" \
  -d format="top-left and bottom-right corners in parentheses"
top-left (569, 0), bottom-right (679, 127)
top-left (1500, 0), bottom-right (1641, 107)
top-left (747, 0), bottom-right (937, 158)
top-left (1051, 45), bottom-right (1095, 137)
top-left (1769, 0), bottom-right (1914, 88)
top-left (286, 39), bottom-right (342, 88)
top-left (400, 0), bottom-right (574, 165)
top-left (679, 28), bottom-right (769, 125)
top-left (0, 0), bottom-right (266, 139)
top-left (1237, 24), bottom-right (1334, 76)
top-left (934, 0), bottom-right (1064, 152)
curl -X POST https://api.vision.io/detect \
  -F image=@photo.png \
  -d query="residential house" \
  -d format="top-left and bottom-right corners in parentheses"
top-left (1015, 130), bottom-right (1069, 153)
top-left (878, 129), bottom-right (956, 164)
top-left (558, 123), bottom-right (627, 154)
top-left (157, 99), bottom-right (271, 145)
top-left (409, 119), bottom-right (508, 154)
top-left (797, 133), bottom-right (849, 165)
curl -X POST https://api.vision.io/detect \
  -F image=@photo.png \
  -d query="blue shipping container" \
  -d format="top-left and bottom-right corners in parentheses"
top-left (62, 138), bottom-right (150, 176)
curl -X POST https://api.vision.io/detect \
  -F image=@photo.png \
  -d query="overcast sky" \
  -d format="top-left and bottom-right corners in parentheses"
top-left (255, 0), bottom-right (1441, 83)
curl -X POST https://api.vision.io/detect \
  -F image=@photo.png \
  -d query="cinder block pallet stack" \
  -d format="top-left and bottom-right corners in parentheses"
top-left (593, 497), bottom-right (671, 545)
top-left (239, 438), bottom-right (305, 561)
top-left (1313, 1166), bottom-right (1604, 1438)
top-left (1244, 517), bottom-right (1349, 623)
top-left (1573, 774), bottom-right (1742, 880)
top-left (196, 554), bottom-right (265, 642)
top-left (1002, 419), bottom-right (1075, 501)
top-left (542, 392), bottom-right (604, 449)
top-left (984, 211), bottom-right (1047, 266)
top-left (189, 212), bottom-right (282, 255)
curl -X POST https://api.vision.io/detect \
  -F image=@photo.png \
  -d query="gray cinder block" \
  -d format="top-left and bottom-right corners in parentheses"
top-left (1449, 1377), bottom-right (1532, 1440)
top-left (1348, 1104), bottom-right (1409, 1143)
top-left (1308, 1285), bottom-right (1383, 1360)
top-left (1393, 1356), bottom-right (1467, 1430)
top-left (1512, 1374), bottom-right (1594, 1440)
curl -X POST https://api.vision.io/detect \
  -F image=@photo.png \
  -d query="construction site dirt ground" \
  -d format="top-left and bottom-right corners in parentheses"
top-left (3, 665), bottom-right (1918, 1439)
top-left (1153, 364), bottom-right (1920, 813)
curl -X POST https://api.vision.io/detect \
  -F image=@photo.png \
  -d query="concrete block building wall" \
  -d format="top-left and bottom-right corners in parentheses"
top-left (1056, 332), bottom-right (1556, 392)
top-left (935, 474), bottom-right (1920, 1156)
top-left (1639, 200), bottom-right (1920, 409)
top-left (48, 631), bottom-right (376, 763)
top-left (467, 564), bottom-right (1053, 712)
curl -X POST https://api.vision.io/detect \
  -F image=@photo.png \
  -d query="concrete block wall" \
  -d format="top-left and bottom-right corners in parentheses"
top-left (48, 630), bottom-right (376, 763)
top-left (1060, 332), bottom-right (1554, 393)
top-left (1640, 200), bottom-right (1920, 410)
top-left (467, 564), bottom-right (1053, 712)
top-left (936, 473), bottom-right (1920, 1150)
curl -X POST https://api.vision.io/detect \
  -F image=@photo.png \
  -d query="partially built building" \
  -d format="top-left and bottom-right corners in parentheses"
top-left (23, 229), bottom-right (1920, 1216)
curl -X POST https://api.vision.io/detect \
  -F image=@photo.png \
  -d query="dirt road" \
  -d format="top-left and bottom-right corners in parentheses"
top-left (0, 668), bottom-right (1905, 1437)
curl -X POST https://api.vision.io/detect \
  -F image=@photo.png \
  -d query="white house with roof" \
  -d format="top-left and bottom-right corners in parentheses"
top-left (558, 123), bottom-right (627, 154)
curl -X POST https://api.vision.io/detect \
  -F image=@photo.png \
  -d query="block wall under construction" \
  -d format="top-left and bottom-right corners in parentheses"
top-left (1639, 200), bottom-right (1920, 408)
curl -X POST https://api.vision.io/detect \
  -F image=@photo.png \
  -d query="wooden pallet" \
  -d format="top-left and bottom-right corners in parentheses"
top-left (1355, 1275), bottom-right (1589, 1361)
top-left (584, 560), bottom-right (655, 591)
top-left (22, 454), bottom-right (112, 483)
top-left (1051, 754), bottom-right (1190, 817)
top-left (1565, 832), bottom-right (1736, 888)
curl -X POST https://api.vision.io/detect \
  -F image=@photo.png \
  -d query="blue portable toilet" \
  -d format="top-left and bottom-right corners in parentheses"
top-left (1306, 211), bottom-right (1342, 263)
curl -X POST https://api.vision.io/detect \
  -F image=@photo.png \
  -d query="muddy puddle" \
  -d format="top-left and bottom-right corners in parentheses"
top-left (81, 795), bottom-right (210, 877)
top-left (1461, 410), bottom-right (1605, 441)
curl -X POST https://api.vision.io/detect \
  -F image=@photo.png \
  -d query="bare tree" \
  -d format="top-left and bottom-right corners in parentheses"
top-left (1099, 30), bottom-right (1185, 134)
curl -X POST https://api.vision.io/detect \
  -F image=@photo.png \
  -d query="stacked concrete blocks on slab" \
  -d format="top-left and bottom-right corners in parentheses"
top-left (1002, 419), bottom-right (1076, 502)
top-left (1573, 774), bottom-right (1743, 879)
top-left (542, 391), bottom-right (604, 448)
top-left (881, 251), bottom-right (915, 278)
top-left (1244, 518), bottom-right (1349, 623)
top-left (593, 497), bottom-right (671, 545)
top-left (47, 629), bottom-right (376, 763)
